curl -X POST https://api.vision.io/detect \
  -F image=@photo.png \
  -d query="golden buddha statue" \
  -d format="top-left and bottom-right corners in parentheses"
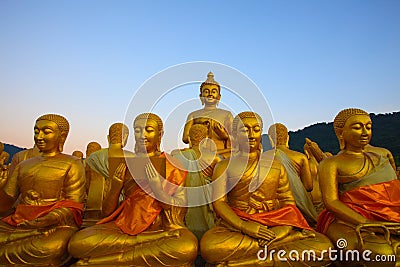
top-left (182, 72), bottom-right (234, 158)
top-left (316, 108), bottom-right (400, 266)
top-left (172, 124), bottom-right (220, 241)
top-left (68, 113), bottom-right (198, 266)
top-left (200, 112), bottom-right (332, 266)
top-left (83, 123), bottom-right (134, 224)
top-left (268, 123), bottom-right (318, 225)
top-left (0, 114), bottom-right (86, 266)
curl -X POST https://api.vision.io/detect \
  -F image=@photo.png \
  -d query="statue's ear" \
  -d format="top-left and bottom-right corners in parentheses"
top-left (107, 135), bottom-right (110, 145)
top-left (199, 94), bottom-right (204, 105)
top-left (122, 132), bottom-right (129, 147)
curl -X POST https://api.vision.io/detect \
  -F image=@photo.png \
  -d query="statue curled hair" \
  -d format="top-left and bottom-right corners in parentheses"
top-left (108, 123), bottom-right (129, 145)
top-left (268, 123), bottom-right (288, 146)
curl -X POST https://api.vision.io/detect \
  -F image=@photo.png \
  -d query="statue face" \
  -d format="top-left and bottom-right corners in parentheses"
top-left (200, 84), bottom-right (220, 106)
top-left (341, 114), bottom-right (372, 149)
top-left (236, 117), bottom-right (262, 152)
top-left (34, 120), bottom-right (62, 153)
top-left (134, 118), bottom-right (161, 153)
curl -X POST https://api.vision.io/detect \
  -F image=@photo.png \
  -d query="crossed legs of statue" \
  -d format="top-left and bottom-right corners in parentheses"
top-left (68, 222), bottom-right (198, 266)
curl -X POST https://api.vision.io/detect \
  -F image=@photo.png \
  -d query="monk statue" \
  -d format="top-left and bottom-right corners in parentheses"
top-left (172, 124), bottom-right (220, 241)
top-left (268, 123), bottom-right (318, 226)
top-left (182, 72), bottom-right (234, 158)
top-left (83, 141), bottom-right (101, 196)
top-left (200, 112), bottom-right (333, 266)
top-left (0, 114), bottom-right (86, 266)
top-left (68, 113), bottom-right (198, 266)
top-left (317, 108), bottom-right (400, 267)
top-left (83, 123), bottom-right (134, 225)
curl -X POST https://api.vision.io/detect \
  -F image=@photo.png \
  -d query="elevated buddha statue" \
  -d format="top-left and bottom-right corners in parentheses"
top-left (0, 114), bottom-right (86, 266)
top-left (172, 124), bottom-right (220, 241)
top-left (68, 113), bottom-right (198, 266)
top-left (200, 112), bottom-right (332, 266)
top-left (317, 108), bottom-right (400, 267)
top-left (182, 72), bottom-right (234, 158)
top-left (268, 123), bottom-right (318, 226)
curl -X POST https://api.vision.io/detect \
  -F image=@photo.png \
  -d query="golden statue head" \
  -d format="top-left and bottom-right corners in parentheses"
top-left (35, 114), bottom-right (69, 153)
top-left (108, 123), bottom-right (129, 147)
top-left (199, 72), bottom-right (221, 106)
top-left (189, 124), bottom-right (209, 147)
top-left (133, 113), bottom-right (164, 153)
top-left (86, 141), bottom-right (101, 157)
top-left (333, 108), bottom-right (370, 150)
top-left (232, 112), bottom-right (263, 152)
top-left (268, 123), bottom-right (288, 147)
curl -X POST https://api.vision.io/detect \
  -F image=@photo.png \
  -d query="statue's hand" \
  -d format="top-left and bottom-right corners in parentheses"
top-left (112, 163), bottom-right (127, 184)
top-left (18, 212), bottom-right (59, 229)
top-left (0, 164), bottom-right (9, 186)
top-left (241, 220), bottom-right (276, 241)
top-left (199, 158), bottom-right (214, 177)
top-left (213, 121), bottom-right (229, 139)
top-left (145, 163), bottom-right (163, 192)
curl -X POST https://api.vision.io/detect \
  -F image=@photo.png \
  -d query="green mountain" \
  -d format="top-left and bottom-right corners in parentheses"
top-left (262, 111), bottom-right (400, 166)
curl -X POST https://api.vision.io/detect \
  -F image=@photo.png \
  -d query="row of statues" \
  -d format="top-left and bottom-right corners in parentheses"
top-left (0, 72), bottom-right (399, 266)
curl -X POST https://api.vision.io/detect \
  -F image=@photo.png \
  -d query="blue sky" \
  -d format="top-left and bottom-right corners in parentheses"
top-left (1, 0), bottom-right (399, 154)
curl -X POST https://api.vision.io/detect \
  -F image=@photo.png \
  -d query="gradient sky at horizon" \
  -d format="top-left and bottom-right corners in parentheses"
top-left (1, 0), bottom-right (399, 154)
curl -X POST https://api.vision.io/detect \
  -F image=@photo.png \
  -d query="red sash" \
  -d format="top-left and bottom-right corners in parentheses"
top-left (233, 204), bottom-right (312, 230)
top-left (98, 154), bottom-right (187, 235)
top-left (316, 179), bottom-right (400, 233)
top-left (2, 200), bottom-right (84, 227)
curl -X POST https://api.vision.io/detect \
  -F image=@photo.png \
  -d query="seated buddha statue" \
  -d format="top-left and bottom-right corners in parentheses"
top-left (83, 123), bottom-right (134, 225)
top-left (182, 72), bottom-right (234, 158)
top-left (267, 123), bottom-right (318, 226)
top-left (68, 113), bottom-right (198, 266)
top-left (0, 114), bottom-right (86, 266)
top-left (200, 112), bottom-right (333, 266)
top-left (172, 124), bottom-right (220, 241)
top-left (317, 108), bottom-right (400, 267)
